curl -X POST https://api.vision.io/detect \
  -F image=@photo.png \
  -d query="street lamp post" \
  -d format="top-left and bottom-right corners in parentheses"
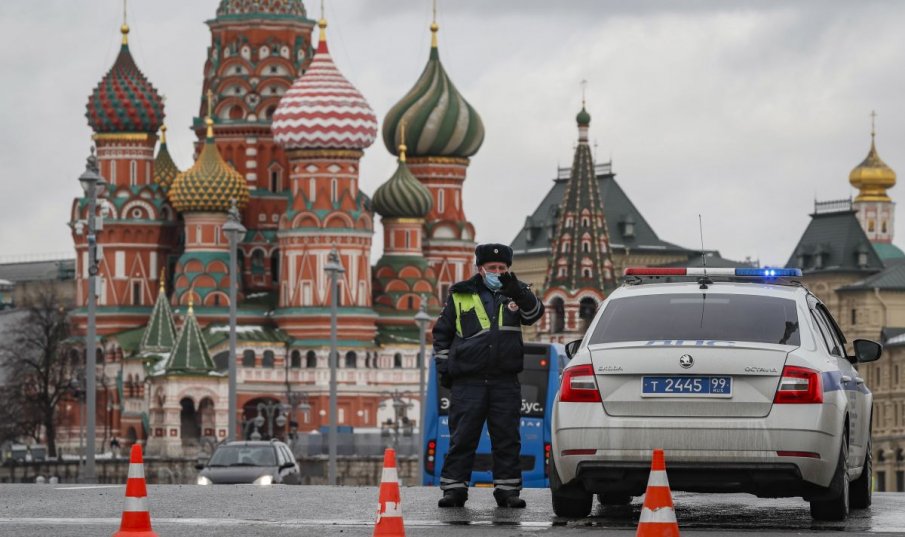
top-left (414, 298), bottom-right (432, 480)
top-left (379, 390), bottom-right (414, 452)
top-left (323, 247), bottom-right (345, 486)
top-left (78, 148), bottom-right (105, 483)
top-left (223, 200), bottom-right (246, 443)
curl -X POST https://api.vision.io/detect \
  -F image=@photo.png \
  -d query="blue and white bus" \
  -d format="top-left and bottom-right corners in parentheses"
top-left (421, 342), bottom-right (567, 488)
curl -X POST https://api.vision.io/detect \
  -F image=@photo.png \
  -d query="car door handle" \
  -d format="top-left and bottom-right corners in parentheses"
top-left (841, 375), bottom-right (852, 383)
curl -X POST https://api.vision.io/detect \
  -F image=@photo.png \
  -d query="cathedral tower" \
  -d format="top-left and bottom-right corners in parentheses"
top-left (198, 0), bottom-right (317, 294)
top-left (271, 14), bottom-right (379, 344)
top-left (168, 111), bottom-right (250, 313)
top-left (372, 131), bottom-right (439, 343)
top-left (382, 15), bottom-right (484, 302)
top-left (850, 114), bottom-right (897, 246)
top-left (73, 17), bottom-right (176, 335)
top-left (540, 104), bottom-right (616, 343)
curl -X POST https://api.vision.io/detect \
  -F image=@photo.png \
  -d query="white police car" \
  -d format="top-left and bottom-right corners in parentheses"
top-left (550, 267), bottom-right (881, 521)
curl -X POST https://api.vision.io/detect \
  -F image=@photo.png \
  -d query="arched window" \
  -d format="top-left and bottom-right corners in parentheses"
top-left (242, 350), bottom-right (256, 367)
top-left (290, 350), bottom-right (301, 368)
top-left (550, 297), bottom-right (566, 333)
top-left (438, 189), bottom-right (445, 213)
top-left (562, 242), bottom-right (570, 254)
top-left (306, 350), bottom-right (317, 368)
top-left (579, 297), bottom-right (597, 332)
top-left (582, 241), bottom-right (591, 253)
top-left (582, 217), bottom-right (590, 227)
top-left (251, 250), bottom-right (265, 275)
top-left (345, 351), bottom-right (357, 368)
top-left (331, 178), bottom-right (338, 202)
top-left (262, 350), bottom-right (275, 368)
top-left (393, 353), bottom-right (403, 369)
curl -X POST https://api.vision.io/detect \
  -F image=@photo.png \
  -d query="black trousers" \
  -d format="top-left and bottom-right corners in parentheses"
top-left (440, 379), bottom-right (523, 493)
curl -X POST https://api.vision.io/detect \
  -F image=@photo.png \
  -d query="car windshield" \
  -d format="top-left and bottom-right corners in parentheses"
top-left (208, 445), bottom-right (276, 467)
top-left (589, 293), bottom-right (801, 346)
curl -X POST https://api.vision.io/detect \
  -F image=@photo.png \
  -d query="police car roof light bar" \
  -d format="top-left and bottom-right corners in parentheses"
top-left (623, 267), bottom-right (802, 278)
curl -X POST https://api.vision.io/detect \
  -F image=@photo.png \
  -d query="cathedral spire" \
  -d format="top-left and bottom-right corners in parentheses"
top-left (540, 101), bottom-right (617, 341)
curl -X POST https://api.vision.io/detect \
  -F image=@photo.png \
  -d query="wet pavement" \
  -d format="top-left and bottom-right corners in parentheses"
top-left (0, 485), bottom-right (903, 536)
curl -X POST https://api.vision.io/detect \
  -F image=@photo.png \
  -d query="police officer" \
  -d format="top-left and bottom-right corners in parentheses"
top-left (433, 243), bottom-right (545, 508)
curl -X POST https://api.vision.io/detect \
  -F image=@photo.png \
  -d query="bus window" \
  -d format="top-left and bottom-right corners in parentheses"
top-left (437, 346), bottom-right (550, 418)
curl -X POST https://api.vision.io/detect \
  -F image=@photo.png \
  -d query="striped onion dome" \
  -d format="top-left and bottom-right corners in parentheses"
top-left (168, 119), bottom-right (249, 212)
top-left (271, 20), bottom-right (378, 150)
top-left (86, 25), bottom-right (165, 134)
top-left (153, 126), bottom-right (181, 190)
top-left (372, 145), bottom-right (432, 218)
top-left (382, 23), bottom-right (484, 158)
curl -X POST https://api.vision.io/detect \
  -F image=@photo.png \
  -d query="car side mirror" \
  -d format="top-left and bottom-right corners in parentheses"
top-left (853, 339), bottom-right (882, 363)
top-left (565, 339), bottom-right (582, 359)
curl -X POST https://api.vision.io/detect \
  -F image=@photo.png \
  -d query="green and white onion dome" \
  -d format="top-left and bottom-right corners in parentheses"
top-left (372, 145), bottom-right (433, 218)
top-left (381, 23), bottom-right (484, 158)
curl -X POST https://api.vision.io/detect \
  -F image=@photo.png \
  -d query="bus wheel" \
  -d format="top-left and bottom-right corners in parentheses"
top-left (597, 493), bottom-right (632, 506)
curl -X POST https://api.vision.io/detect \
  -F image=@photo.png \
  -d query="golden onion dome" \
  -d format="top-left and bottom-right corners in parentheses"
top-left (168, 118), bottom-right (249, 212)
top-left (849, 129), bottom-right (896, 203)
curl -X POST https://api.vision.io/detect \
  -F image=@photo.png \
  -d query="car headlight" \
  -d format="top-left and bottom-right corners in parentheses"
top-left (196, 475), bottom-right (212, 486)
top-left (253, 474), bottom-right (273, 486)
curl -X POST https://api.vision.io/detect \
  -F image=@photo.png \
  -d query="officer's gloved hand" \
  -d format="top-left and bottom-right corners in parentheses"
top-left (440, 374), bottom-right (453, 389)
top-left (498, 271), bottom-right (524, 300)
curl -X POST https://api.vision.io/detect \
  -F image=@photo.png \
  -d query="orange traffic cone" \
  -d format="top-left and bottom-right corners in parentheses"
top-left (113, 444), bottom-right (158, 537)
top-left (373, 448), bottom-right (405, 537)
top-left (636, 449), bottom-right (680, 537)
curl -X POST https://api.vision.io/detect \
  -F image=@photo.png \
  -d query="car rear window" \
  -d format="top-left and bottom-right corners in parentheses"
top-left (589, 293), bottom-right (800, 346)
top-left (209, 445), bottom-right (277, 466)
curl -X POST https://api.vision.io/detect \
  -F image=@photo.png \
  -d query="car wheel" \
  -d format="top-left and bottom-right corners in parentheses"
top-left (550, 457), bottom-right (593, 518)
top-left (849, 436), bottom-right (872, 509)
top-left (597, 493), bottom-right (632, 506)
top-left (810, 436), bottom-right (850, 521)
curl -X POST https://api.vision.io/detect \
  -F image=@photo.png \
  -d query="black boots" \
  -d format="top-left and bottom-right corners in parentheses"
top-left (494, 489), bottom-right (527, 508)
top-left (438, 488), bottom-right (525, 508)
top-left (438, 488), bottom-right (468, 508)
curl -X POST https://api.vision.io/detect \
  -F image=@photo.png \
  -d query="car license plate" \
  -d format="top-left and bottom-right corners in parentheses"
top-left (641, 376), bottom-right (732, 397)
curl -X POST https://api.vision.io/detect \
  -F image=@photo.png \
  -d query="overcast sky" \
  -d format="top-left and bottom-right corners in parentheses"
top-left (1, 0), bottom-right (904, 267)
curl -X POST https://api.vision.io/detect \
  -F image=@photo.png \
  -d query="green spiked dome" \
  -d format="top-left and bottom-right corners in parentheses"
top-left (140, 274), bottom-right (177, 354)
top-left (372, 145), bottom-right (433, 218)
top-left (85, 24), bottom-right (165, 134)
top-left (382, 23), bottom-right (484, 159)
top-left (163, 299), bottom-right (215, 375)
top-left (153, 126), bottom-right (181, 190)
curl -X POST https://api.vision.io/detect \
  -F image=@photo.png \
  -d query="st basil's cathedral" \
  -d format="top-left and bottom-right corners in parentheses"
top-left (66, 0), bottom-right (486, 456)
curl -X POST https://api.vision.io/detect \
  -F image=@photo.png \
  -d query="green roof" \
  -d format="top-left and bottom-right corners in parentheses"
top-left (511, 165), bottom-right (692, 256)
top-left (139, 285), bottom-right (177, 353)
top-left (785, 209), bottom-right (884, 274)
top-left (163, 306), bottom-right (215, 374)
top-left (873, 242), bottom-right (905, 261)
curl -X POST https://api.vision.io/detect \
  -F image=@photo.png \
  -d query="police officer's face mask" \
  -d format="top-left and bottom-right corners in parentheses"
top-left (481, 269), bottom-right (504, 291)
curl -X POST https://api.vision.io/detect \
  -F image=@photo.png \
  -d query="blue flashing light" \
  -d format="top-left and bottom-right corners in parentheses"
top-left (734, 267), bottom-right (802, 278)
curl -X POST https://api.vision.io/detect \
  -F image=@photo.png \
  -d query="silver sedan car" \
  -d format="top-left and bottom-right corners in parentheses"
top-left (550, 267), bottom-right (882, 521)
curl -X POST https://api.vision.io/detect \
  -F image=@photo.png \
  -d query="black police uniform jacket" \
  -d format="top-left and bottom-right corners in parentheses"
top-left (433, 274), bottom-right (545, 381)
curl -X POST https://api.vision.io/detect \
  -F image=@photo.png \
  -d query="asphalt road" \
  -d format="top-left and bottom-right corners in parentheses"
top-left (0, 485), bottom-right (904, 536)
